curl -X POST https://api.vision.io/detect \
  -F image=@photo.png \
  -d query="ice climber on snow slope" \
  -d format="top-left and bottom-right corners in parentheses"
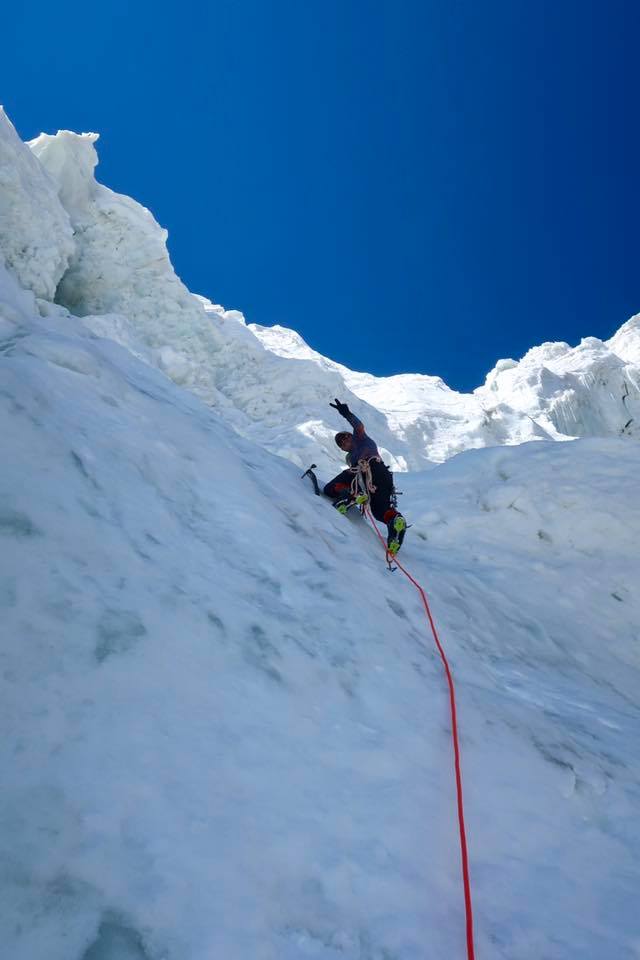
top-left (324, 399), bottom-right (407, 555)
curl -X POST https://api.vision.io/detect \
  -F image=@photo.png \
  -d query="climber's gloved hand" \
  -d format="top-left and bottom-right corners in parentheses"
top-left (330, 398), bottom-right (351, 419)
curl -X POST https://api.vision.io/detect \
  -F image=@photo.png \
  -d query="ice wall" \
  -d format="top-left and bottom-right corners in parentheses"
top-left (0, 109), bottom-right (74, 300)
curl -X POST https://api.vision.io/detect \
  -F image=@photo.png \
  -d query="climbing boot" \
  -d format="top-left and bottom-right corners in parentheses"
top-left (387, 514), bottom-right (407, 555)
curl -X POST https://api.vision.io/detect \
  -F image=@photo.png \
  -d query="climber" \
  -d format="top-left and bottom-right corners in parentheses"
top-left (325, 398), bottom-right (407, 555)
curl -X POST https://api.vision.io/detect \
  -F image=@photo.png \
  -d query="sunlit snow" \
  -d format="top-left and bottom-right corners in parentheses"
top-left (1, 106), bottom-right (640, 960)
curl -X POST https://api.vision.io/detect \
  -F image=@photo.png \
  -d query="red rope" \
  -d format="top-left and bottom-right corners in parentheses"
top-left (364, 507), bottom-right (476, 960)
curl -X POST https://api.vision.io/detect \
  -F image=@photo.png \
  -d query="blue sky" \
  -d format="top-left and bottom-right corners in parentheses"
top-left (3, 1), bottom-right (639, 391)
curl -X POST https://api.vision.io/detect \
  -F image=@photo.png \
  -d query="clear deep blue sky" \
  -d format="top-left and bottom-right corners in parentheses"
top-left (3, 1), bottom-right (639, 390)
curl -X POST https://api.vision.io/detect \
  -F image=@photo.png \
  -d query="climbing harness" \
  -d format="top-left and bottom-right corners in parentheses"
top-left (351, 459), bottom-right (406, 568)
top-left (302, 460), bottom-right (404, 566)
top-left (363, 504), bottom-right (476, 960)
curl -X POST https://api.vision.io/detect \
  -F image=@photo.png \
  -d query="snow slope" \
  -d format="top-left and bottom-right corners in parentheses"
top-left (1, 109), bottom-right (640, 958)
top-left (2, 252), bottom-right (640, 959)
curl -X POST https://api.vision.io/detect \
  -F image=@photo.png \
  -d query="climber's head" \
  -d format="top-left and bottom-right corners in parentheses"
top-left (335, 432), bottom-right (352, 451)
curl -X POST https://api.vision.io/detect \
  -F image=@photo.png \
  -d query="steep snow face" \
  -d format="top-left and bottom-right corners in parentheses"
top-left (1, 284), bottom-right (640, 959)
top-left (0, 109), bottom-right (74, 300)
top-left (608, 314), bottom-right (640, 365)
top-left (0, 258), bottom-right (39, 327)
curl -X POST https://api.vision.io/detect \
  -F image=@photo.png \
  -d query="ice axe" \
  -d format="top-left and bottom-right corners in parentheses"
top-left (301, 464), bottom-right (321, 496)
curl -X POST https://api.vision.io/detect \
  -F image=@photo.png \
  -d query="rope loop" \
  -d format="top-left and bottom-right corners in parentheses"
top-left (349, 457), bottom-right (380, 499)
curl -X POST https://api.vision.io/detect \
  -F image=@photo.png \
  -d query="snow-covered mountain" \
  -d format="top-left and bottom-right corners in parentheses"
top-left (2, 107), bottom-right (638, 475)
top-left (251, 318), bottom-right (640, 465)
top-left (1, 107), bottom-right (640, 959)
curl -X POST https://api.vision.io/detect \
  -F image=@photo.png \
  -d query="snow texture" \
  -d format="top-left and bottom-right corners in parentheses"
top-left (1, 110), bottom-right (640, 959)
top-left (0, 108), bottom-right (74, 300)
